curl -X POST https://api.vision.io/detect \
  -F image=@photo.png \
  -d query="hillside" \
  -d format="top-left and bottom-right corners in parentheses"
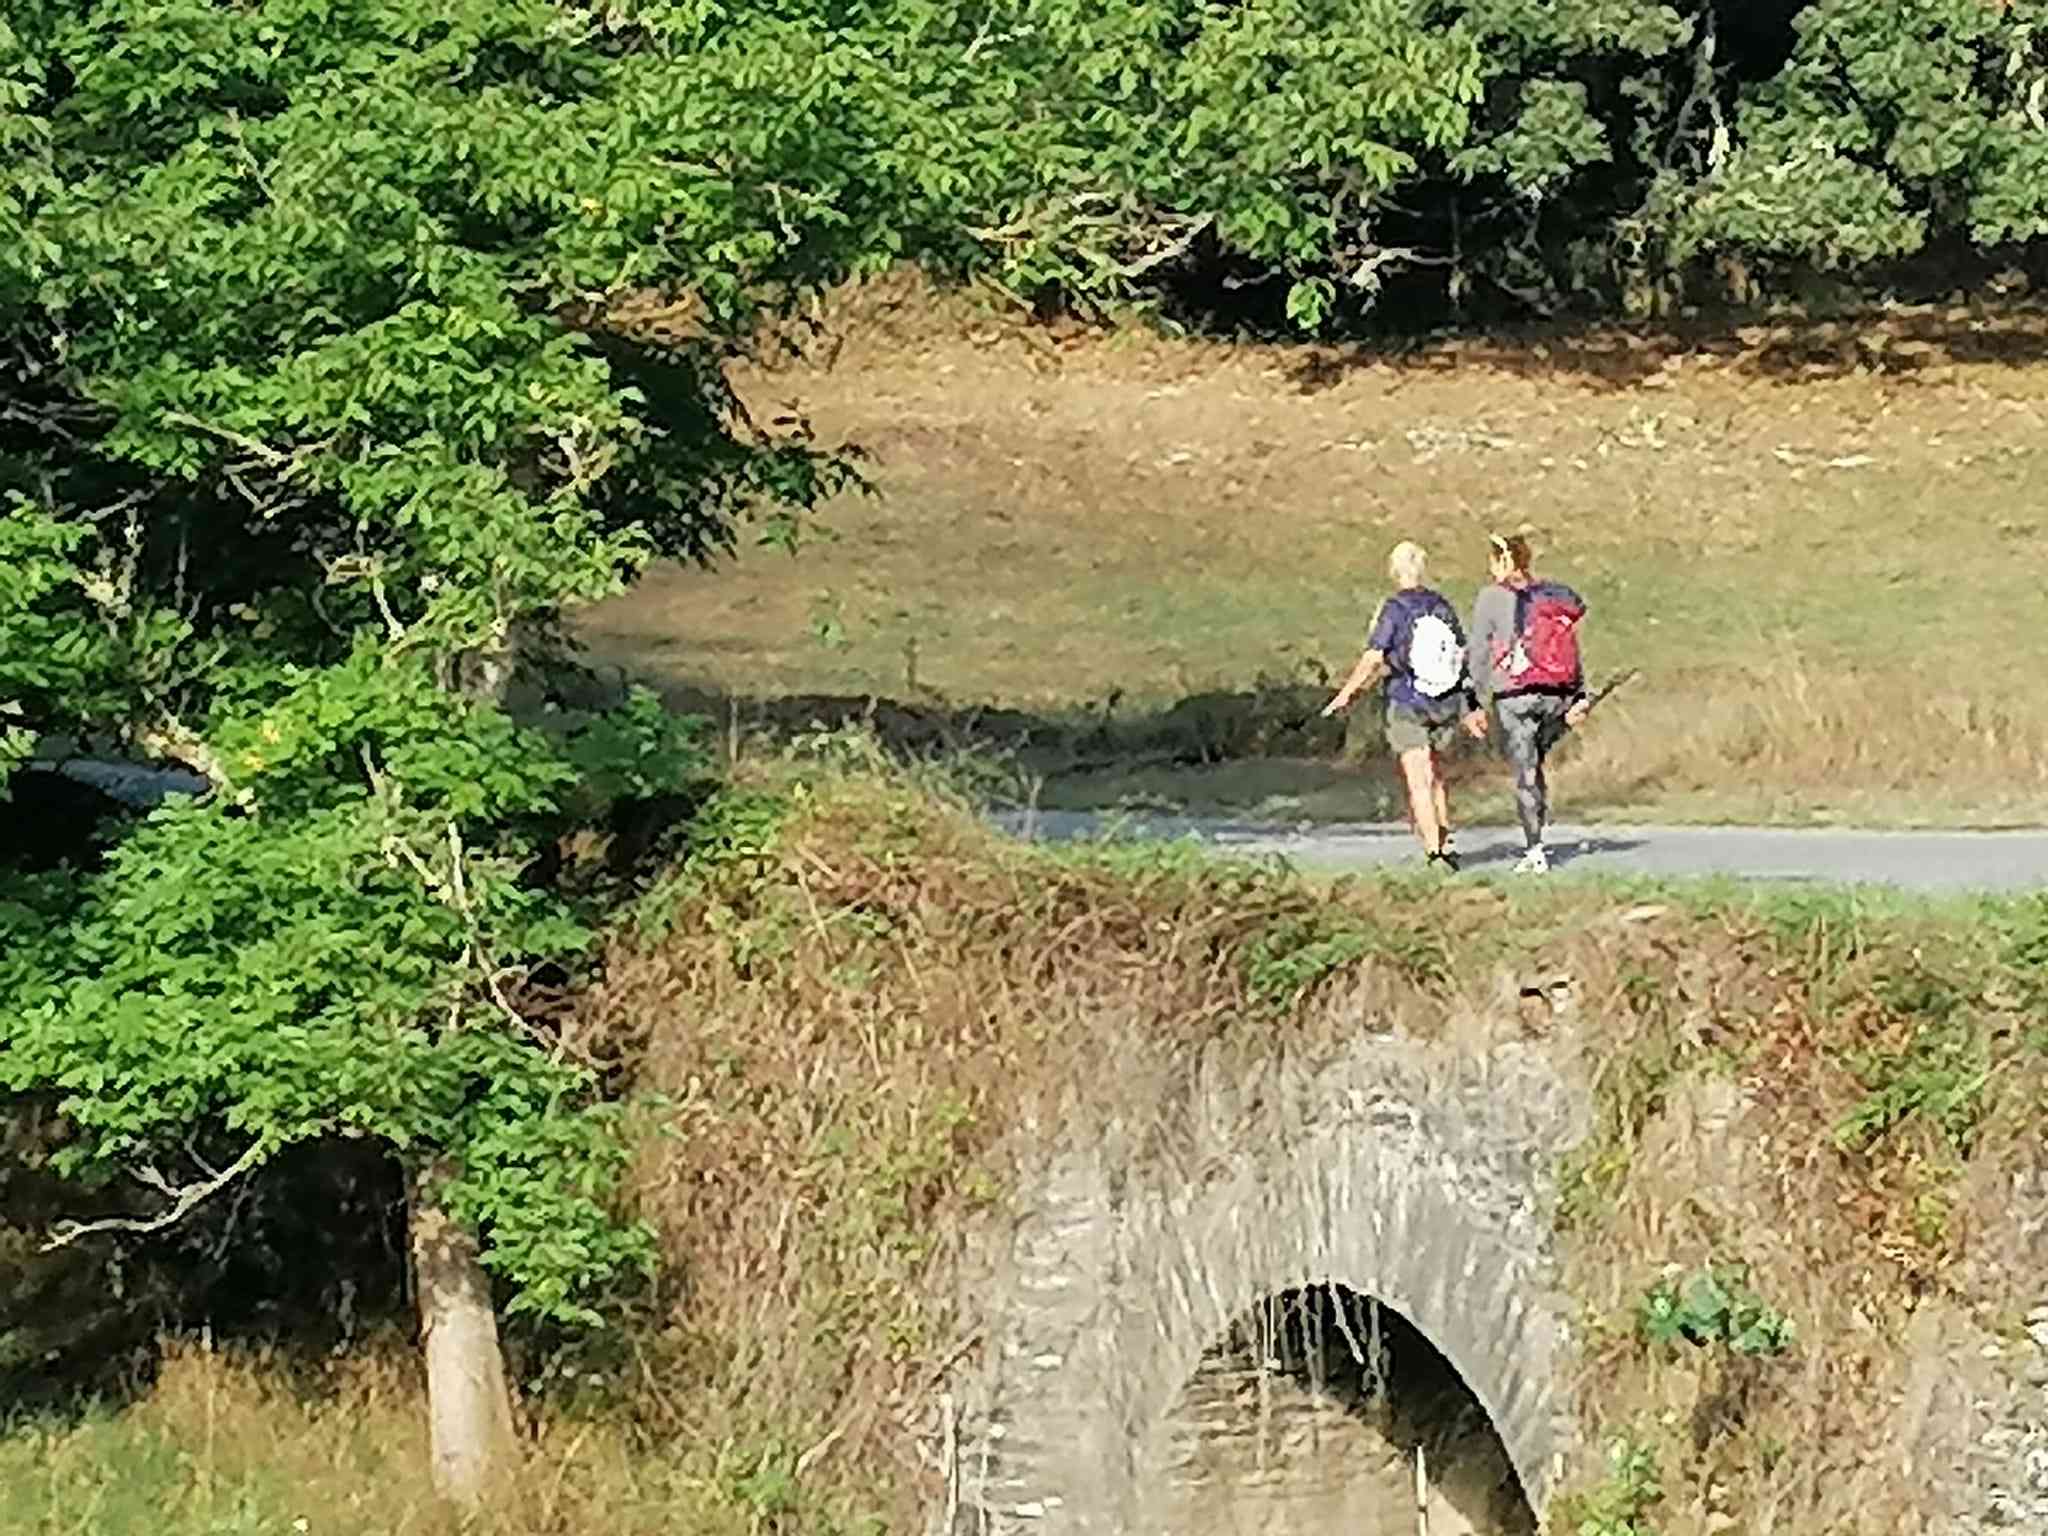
top-left (578, 287), bottom-right (2048, 829)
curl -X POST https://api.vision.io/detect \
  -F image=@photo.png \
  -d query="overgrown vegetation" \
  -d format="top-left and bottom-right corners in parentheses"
top-left (1553, 1434), bottom-right (1665, 1536)
top-left (9, 759), bottom-right (2042, 1533)
top-left (1545, 868), bottom-right (2046, 1533)
top-left (1241, 897), bottom-right (1453, 1009)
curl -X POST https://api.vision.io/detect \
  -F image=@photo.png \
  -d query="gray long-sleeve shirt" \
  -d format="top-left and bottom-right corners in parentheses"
top-left (1467, 582), bottom-right (1521, 708)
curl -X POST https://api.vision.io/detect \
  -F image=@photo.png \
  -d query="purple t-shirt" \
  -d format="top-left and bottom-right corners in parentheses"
top-left (1368, 587), bottom-right (1472, 715)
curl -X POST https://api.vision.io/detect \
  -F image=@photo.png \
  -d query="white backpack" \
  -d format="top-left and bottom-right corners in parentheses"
top-left (1408, 609), bottom-right (1465, 699)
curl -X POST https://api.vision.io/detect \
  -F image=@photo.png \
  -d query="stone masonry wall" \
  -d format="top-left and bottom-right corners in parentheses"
top-left (946, 1026), bottom-right (1589, 1534)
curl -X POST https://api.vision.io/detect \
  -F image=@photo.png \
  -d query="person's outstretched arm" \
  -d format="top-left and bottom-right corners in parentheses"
top-left (1324, 598), bottom-right (1394, 716)
top-left (1323, 647), bottom-right (1387, 716)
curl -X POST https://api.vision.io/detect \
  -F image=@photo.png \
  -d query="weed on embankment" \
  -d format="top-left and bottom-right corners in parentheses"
top-left (1548, 879), bottom-right (2048, 1535)
top-left (6, 749), bottom-right (2043, 1535)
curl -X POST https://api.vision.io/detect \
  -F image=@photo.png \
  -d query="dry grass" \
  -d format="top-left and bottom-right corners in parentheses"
top-left (2, 1333), bottom-right (940, 1535)
top-left (576, 272), bottom-right (2048, 825)
top-left (1546, 899), bottom-right (2048, 1534)
top-left (9, 759), bottom-right (2044, 1532)
top-left (597, 757), bottom-right (2048, 1532)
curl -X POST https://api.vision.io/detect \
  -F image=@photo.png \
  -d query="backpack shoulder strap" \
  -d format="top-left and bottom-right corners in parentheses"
top-left (1367, 593), bottom-right (1391, 640)
top-left (1429, 588), bottom-right (1464, 642)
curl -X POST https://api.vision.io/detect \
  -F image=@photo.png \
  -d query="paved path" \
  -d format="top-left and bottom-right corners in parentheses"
top-left (992, 811), bottom-right (2048, 892)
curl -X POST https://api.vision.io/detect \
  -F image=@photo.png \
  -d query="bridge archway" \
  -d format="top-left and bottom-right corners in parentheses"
top-left (955, 1034), bottom-right (1583, 1534)
top-left (1156, 1281), bottom-right (1537, 1535)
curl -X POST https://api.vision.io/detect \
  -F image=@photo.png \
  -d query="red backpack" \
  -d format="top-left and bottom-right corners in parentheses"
top-left (1498, 580), bottom-right (1585, 690)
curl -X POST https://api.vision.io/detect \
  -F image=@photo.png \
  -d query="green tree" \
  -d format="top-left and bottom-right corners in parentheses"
top-left (785, 0), bottom-right (1696, 324)
top-left (0, 0), bottom-right (916, 1503)
top-left (1674, 0), bottom-right (2048, 269)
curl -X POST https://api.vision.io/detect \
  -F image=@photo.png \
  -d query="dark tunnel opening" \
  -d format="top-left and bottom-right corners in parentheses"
top-left (1154, 1283), bottom-right (1537, 1536)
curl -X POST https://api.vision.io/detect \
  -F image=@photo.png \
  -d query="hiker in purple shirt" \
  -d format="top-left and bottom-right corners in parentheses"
top-left (1323, 540), bottom-right (1487, 872)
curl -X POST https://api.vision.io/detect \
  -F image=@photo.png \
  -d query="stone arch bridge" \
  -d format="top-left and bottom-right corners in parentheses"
top-left (948, 1026), bottom-right (1590, 1534)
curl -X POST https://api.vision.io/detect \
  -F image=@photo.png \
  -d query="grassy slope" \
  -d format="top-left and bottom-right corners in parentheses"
top-left (7, 758), bottom-right (2044, 1534)
top-left (577, 285), bottom-right (2048, 827)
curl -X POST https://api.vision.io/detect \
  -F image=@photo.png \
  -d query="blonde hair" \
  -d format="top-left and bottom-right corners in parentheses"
top-left (1387, 540), bottom-right (1428, 588)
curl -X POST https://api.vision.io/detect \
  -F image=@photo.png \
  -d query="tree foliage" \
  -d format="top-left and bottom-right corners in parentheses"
top-left (1674, 0), bottom-right (2048, 266)
top-left (0, 0), bottom-right (879, 1329)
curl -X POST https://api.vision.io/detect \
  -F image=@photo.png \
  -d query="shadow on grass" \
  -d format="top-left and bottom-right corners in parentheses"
top-left (544, 667), bottom-right (1496, 811)
top-left (539, 671), bottom-right (1336, 769)
top-left (1285, 299), bottom-right (2048, 396)
top-left (536, 664), bottom-right (1575, 826)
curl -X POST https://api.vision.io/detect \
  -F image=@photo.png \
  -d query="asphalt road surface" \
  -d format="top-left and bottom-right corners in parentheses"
top-left (992, 811), bottom-right (2048, 893)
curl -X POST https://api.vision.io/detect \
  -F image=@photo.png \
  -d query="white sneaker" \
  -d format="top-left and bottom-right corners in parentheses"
top-left (1513, 844), bottom-right (1550, 875)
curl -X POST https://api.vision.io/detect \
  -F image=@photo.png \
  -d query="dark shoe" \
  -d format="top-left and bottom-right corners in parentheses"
top-left (1426, 849), bottom-right (1461, 874)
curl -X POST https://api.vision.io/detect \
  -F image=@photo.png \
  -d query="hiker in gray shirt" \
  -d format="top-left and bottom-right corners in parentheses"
top-left (1468, 533), bottom-right (1591, 874)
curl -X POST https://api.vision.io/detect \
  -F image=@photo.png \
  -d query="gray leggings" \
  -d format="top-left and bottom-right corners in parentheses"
top-left (1497, 693), bottom-right (1573, 846)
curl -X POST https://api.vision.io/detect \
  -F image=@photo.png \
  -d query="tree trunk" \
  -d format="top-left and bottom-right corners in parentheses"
top-left (410, 1160), bottom-right (517, 1511)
